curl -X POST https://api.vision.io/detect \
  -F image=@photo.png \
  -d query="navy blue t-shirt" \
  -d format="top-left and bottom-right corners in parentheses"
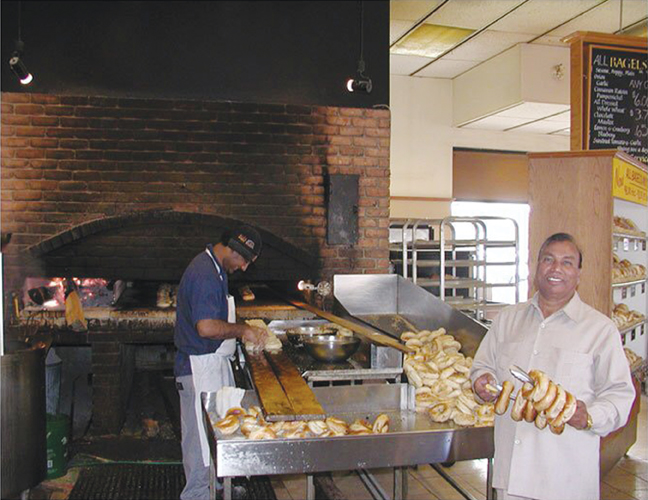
top-left (174, 245), bottom-right (229, 377)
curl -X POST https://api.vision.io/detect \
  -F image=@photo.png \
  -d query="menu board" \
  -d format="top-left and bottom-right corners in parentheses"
top-left (587, 45), bottom-right (648, 164)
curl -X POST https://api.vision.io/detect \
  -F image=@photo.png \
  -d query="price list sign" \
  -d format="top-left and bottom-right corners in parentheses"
top-left (588, 45), bottom-right (648, 164)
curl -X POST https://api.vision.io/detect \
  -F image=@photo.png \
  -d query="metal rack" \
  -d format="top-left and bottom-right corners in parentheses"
top-left (389, 216), bottom-right (520, 320)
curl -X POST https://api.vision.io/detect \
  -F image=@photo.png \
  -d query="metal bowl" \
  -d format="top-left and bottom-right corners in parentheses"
top-left (302, 334), bottom-right (361, 363)
top-left (285, 325), bottom-right (336, 346)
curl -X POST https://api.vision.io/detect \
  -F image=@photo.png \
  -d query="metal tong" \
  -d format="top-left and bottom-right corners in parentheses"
top-left (485, 365), bottom-right (533, 401)
top-left (509, 365), bottom-right (534, 385)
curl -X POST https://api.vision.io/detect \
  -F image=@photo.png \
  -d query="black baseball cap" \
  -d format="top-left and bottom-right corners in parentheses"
top-left (227, 225), bottom-right (262, 262)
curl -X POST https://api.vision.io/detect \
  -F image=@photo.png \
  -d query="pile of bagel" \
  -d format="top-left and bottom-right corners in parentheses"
top-left (614, 216), bottom-right (645, 237)
top-left (612, 303), bottom-right (645, 331)
top-left (624, 347), bottom-right (644, 372)
top-left (490, 369), bottom-right (577, 435)
top-left (402, 328), bottom-right (494, 427)
top-left (212, 406), bottom-right (390, 440)
top-left (612, 253), bottom-right (647, 283)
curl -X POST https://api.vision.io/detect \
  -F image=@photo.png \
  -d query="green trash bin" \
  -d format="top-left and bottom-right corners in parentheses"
top-left (46, 413), bottom-right (69, 479)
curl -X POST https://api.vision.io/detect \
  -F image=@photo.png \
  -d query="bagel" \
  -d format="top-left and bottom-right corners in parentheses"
top-left (214, 414), bottom-right (240, 435)
top-left (452, 410), bottom-right (477, 427)
top-left (545, 385), bottom-right (567, 420)
top-left (307, 420), bottom-right (328, 436)
top-left (551, 391), bottom-right (577, 428)
top-left (529, 370), bottom-right (550, 402)
top-left (372, 414), bottom-right (390, 434)
top-left (511, 389), bottom-right (527, 422)
top-left (326, 417), bottom-right (349, 436)
top-left (400, 332), bottom-right (418, 341)
top-left (495, 380), bottom-right (514, 415)
top-left (523, 400), bottom-right (538, 423)
top-left (248, 426), bottom-right (277, 440)
top-left (428, 402), bottom-right (454, 423)
top-left (549, 422), bottom-right (565, 435)
top-left (240, 416), bottom-right (261, 437)
top-left (226, 406), bottom-right (247, 418)
top-left (534, 381), bottom-right (558, 412)
top-left (521, 381), bottom-right (535, 400)
top-left (349, 419), bottom-right (373, 435)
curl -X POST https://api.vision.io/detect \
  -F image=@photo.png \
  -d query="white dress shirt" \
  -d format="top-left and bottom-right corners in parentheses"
top-left (470, 292), bottom-right (634, 500)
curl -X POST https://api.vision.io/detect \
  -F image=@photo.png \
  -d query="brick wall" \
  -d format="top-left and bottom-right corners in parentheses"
top-left (1, 93), bottom-right (391, 289)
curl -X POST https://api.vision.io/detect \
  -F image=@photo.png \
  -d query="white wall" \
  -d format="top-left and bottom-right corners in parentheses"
top-left (389, 74), bottom-right (570, 219)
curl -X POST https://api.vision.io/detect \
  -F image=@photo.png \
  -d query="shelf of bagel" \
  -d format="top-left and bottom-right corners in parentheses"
top-left (611, 208), bottom-right (648, 360)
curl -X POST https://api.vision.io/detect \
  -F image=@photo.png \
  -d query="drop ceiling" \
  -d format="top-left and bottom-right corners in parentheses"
top-left (390, 0), bottom-right (647, 134)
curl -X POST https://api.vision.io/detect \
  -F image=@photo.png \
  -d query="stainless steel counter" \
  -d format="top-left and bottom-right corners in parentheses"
top-left (202, 384), bottom-right (494, 500)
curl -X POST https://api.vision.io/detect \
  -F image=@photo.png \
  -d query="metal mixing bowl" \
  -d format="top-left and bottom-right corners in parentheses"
top-left (285, 325), bottom-right (336, 346)
top-left (302, 334), bottom-right (361, 363)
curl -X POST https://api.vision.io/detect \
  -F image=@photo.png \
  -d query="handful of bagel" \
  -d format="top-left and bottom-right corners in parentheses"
top-left (487, 369), bottom-right (577, 435)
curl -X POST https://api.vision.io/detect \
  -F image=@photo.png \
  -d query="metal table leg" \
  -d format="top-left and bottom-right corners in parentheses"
top-left (394, 466), bottom-right (408, 500)
top-left (486, 458), bottom-right (494, 500)
top-left (223, 477), bottom-right (233, 500)
top-left (209, 457), bottom-right (217, 500)
top-left (307, 474), bottom-right (315, 500)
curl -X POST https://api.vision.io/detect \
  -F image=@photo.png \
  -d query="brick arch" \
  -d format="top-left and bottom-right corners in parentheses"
top-left (26, 209), bottom-right (317, 282)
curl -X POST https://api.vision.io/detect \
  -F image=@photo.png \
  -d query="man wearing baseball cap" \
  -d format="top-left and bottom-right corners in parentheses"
top-left (174, 224), bottom-right (266, 500)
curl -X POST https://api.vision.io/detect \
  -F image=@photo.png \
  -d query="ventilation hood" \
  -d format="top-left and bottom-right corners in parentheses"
top-left (453, 43), bottom-right (571, 135)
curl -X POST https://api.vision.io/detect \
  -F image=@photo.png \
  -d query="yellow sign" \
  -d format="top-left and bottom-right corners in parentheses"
top-left (613, 157), bottom-right (648, 205)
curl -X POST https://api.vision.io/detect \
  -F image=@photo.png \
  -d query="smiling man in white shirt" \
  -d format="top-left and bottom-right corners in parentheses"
top-left (471, 232), bottom-right (635, 500)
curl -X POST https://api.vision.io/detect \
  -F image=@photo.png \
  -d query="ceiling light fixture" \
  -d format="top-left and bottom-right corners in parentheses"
top-left (346, 1), bottom-right (372, 94)
top-left (9, 2), bottom-right (33, 86)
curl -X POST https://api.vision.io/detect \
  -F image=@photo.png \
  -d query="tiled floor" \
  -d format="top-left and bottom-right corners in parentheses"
top-left (270, 394), bottom-right (648, 500)
top-left (27, 394), bottom-right (648, 499)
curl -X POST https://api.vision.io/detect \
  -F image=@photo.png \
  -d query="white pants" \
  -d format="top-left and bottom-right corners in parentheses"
top-left (177, 374), bottom-right (216, 500)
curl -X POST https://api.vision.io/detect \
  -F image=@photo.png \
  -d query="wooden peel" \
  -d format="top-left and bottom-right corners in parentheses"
top-left (244, 350), bottom-right (294, 419)
top-left (284, 298), bottom-right (414, 354)
top-left (265, 351), bottom-right (325, 420)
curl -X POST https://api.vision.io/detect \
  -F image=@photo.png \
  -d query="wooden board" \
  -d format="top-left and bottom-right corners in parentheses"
top-left (285, 299), bottom-right (414, 353)
top-left (528, 151), bottom-right (614, 315)
top-left (244, 351), bottom-right (294, 419)
top-left (265, 351), bottom-right (325, 419)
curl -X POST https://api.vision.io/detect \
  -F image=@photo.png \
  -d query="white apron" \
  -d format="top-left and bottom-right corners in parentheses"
top-left (189, 249), bottom-right (237, 467)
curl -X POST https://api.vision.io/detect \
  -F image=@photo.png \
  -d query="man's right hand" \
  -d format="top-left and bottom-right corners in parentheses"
top-left (242, 325), bottom-right (268, 347)
top-left (473, 373), bottom-right (498, 402)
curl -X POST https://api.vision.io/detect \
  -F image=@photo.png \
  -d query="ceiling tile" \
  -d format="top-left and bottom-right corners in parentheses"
top-left (551, 128), bottom-right (571, 136)
top-left (490, 0), bottom-right (605, 35)
top-left (544, 110), bottom-right (571, 124)
top-left (390, 54), bottom-right (435, 75)
top-left (442, 30), bottom-right (534, 62)
top-left (390, 20), bottom-right (413, 44)
top-left (507, 120), bottom-right (570, 133)
top-left (414, 58), bottom-right (478, 78)
top-left (392, 24), bottom-right (475, 58)
top-left (498, 102), bottom-right (570, 119)
top-left (461, 115), bottom-right (531, 131)
top-left (547, 0), bottom-right (647, 37)
top-left (424, 0), bottom-right (527, 30)
top-left (390, 0), bottom-right (445, 22)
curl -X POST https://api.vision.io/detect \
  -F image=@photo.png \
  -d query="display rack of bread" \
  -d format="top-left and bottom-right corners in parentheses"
top-left (212, 405), bottom-right (391, 439)
top-left (487, 369), bottom-right (577, 435)
top-left (624, 348), bottom-right (645, 373)
top-left (612, 253), bottom-right (647, 283)
top-left (613, 216), bottom-right (646, 237)
top-left (401, 328), bottom-right (494, 427)
top-left (612, 303), bottom-right (646, 331)
top-left (244, 319), bottom-right (283, 353)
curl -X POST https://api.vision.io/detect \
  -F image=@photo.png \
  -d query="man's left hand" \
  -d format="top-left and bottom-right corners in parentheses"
top-left (567, 399), bottom-right (589, 429)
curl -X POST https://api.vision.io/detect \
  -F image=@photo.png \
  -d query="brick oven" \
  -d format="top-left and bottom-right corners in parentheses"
top-left (1, 92), bottom-right (391, 433)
